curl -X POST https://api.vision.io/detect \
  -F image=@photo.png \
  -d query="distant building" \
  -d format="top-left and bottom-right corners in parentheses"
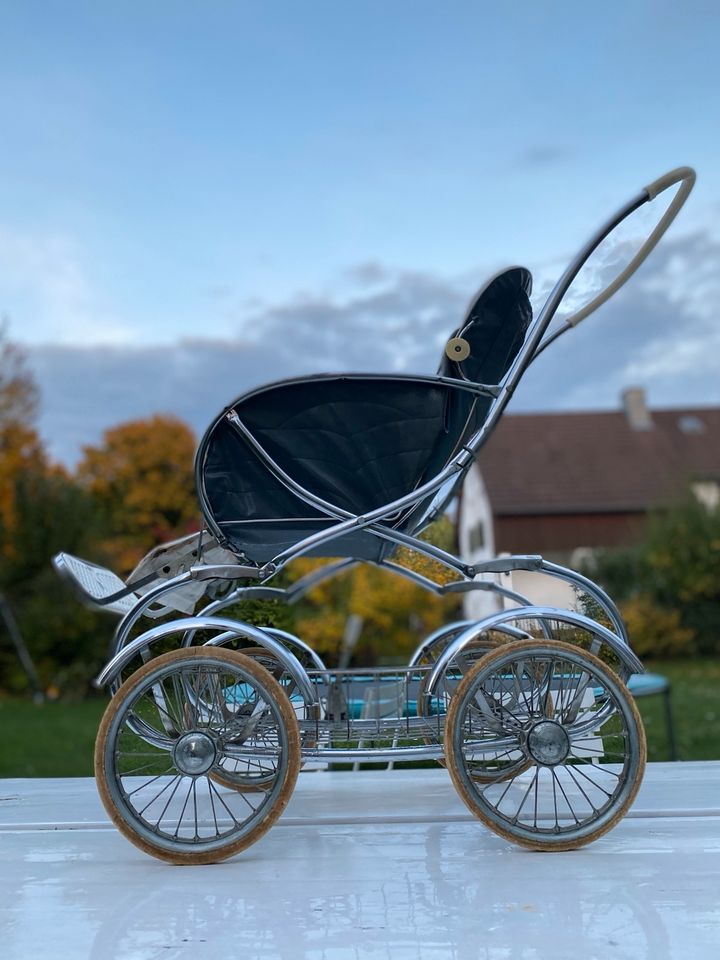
top-left (458, 389), bottom-right (720, 615)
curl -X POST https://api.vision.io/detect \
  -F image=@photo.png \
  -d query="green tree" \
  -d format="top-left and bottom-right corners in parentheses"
top-left (2, 466), bottom-right (112, 695)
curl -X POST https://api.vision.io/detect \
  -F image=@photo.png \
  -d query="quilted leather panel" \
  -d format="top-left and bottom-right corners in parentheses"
top-left (198, 266), bottom-right (533, 562)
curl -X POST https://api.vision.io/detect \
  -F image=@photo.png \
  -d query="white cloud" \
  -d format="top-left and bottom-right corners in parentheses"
top-left (0, 226), bottom-right (133, 345)
top-left (513, 228), bottom-right (720, 411)
top-left (22, 227), bottom-right (720, 464)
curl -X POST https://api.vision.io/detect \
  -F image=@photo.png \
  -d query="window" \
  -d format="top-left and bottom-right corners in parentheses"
top-left (468, 520), bottom-right (485, 553)
top-left (678, 415), bottom-right (705, 434)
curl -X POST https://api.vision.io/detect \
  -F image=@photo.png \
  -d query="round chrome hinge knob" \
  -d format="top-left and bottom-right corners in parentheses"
top-left (445, 337), bottom-right (470, 361)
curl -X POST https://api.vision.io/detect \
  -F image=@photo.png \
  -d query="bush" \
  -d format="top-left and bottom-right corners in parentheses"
top-left (588, 499), bottom-right (720, 657)
top-left (619, 593), bottom-right (695, 659)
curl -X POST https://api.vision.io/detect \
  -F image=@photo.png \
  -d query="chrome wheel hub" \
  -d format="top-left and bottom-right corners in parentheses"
top-left (173, 731), bottom-right (217, 776)
top-left (526, 720), bottom-right (570, 766)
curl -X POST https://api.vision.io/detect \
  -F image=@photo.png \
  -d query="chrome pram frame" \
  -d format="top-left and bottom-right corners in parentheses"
top-left (55, 167), bottom-right (695, 863)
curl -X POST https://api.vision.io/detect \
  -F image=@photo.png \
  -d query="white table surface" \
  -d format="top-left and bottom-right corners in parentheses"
top-left (1, 762), bottom-right (719, 959)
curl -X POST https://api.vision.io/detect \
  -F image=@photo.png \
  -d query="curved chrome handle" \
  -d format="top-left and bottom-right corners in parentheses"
top-left (563, 166), bottom-right (696, 329)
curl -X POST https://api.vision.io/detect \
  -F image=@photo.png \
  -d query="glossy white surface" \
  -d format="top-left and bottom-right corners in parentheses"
top-left (2, 763), bottom-right (719, 959)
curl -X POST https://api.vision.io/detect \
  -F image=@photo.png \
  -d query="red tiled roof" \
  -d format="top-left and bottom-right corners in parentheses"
top-left (477, 406), bottom-right (720, 515)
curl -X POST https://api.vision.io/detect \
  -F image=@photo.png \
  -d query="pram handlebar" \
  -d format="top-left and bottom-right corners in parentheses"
top-left (531, 165), bottom-right (695, 357)
top-left (453, 166), bottom-right (696, 461)
top-left (560, 166), bottom-right (696, 331)
top-left (645, 165), bottom-right (695, 201)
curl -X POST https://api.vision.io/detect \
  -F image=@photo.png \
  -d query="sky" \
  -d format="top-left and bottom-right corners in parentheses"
top-left (1, 1), bottom-right (719, 463)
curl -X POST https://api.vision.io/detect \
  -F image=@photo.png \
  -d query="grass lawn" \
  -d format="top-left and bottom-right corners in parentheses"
top-left (0, 659), bottom-right (718, 777)
top-left (635, 659), bottom-right (720, 762)
top-left (0, 697), bottom-right (107, 777)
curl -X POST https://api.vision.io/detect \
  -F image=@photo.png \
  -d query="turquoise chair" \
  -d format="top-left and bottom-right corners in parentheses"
top-left (627, 673), bottom-right (677, 760)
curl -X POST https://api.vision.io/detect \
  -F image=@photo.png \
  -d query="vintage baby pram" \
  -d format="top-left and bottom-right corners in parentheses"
top-left (55, 167), bottom-right (695, 863)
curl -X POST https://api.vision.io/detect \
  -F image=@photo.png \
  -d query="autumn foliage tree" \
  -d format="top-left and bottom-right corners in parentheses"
top-left (77, 415), bottom-right (199, 574)
top-left (0, 325), bottom-right (110, 695)
top-left (0, 322), bottom-right (466, 693)
top-left (290, 516), bottom-right (462, 665)
top-left (0, 322), bottom-right (46, 560)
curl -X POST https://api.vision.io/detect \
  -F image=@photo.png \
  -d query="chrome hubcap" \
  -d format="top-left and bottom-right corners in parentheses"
top-left (173, 731), bottom-right (217, 776)
top-left (526, 720), bottom-right (570, 766)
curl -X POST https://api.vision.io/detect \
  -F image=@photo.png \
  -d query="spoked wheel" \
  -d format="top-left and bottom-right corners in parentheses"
top-left (445, 639), bottom-right (646, 850)
top-left (209, 646), bottom-right (315, 792)
top-left (418, 633), bottom-right (541, 783)
top-left (95, 646), bottom-right (301, 864)
top-left (416, 632), bottom-right (506, 727)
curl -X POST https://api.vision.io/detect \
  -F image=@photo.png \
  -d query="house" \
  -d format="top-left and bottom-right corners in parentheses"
top-left (458, 389), bottom-right (720, 614)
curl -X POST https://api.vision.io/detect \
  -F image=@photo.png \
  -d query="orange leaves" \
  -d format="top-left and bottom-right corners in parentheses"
top-left (0, 328), bottom-right (47, 563)
top-left (0, 323), bottom-right (39, 429)
top-left (0, 425), bottom-right (47, 563)
top-left (620, 594), bottom-right (695, 659)
top-left (77, 415), bottom-right (199, 574)
top-left (290, 517), bottom-right (461, 664)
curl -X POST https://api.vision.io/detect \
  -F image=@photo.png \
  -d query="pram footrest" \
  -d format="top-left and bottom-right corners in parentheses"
top-left (53, 553), bottom-right (147, 614)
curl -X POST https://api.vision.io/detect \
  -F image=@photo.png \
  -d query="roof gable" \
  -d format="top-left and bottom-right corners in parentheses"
top-left (477, 406), bottom-right (720, 515)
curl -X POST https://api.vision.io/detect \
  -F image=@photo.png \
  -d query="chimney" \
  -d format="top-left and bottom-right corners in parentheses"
top-left (622, 387), bottom-right (653, 430)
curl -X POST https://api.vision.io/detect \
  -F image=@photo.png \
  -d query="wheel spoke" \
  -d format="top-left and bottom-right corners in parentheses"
top-left (564, 764), bottom-right (602, 815)
top-left (154, 775), bottom-right (183, 829)
top-left (510, 768), bottom-right (539, 824)
top-left (569, 759), bottom-right (620, 791)
top-left (552, 767), bottom-right (581, 825)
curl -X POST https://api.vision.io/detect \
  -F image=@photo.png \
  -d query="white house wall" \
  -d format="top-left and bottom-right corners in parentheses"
top-left (458, 465), bottom-right (507, 618)
top-left (459, 464), bottom-right (577, 617)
